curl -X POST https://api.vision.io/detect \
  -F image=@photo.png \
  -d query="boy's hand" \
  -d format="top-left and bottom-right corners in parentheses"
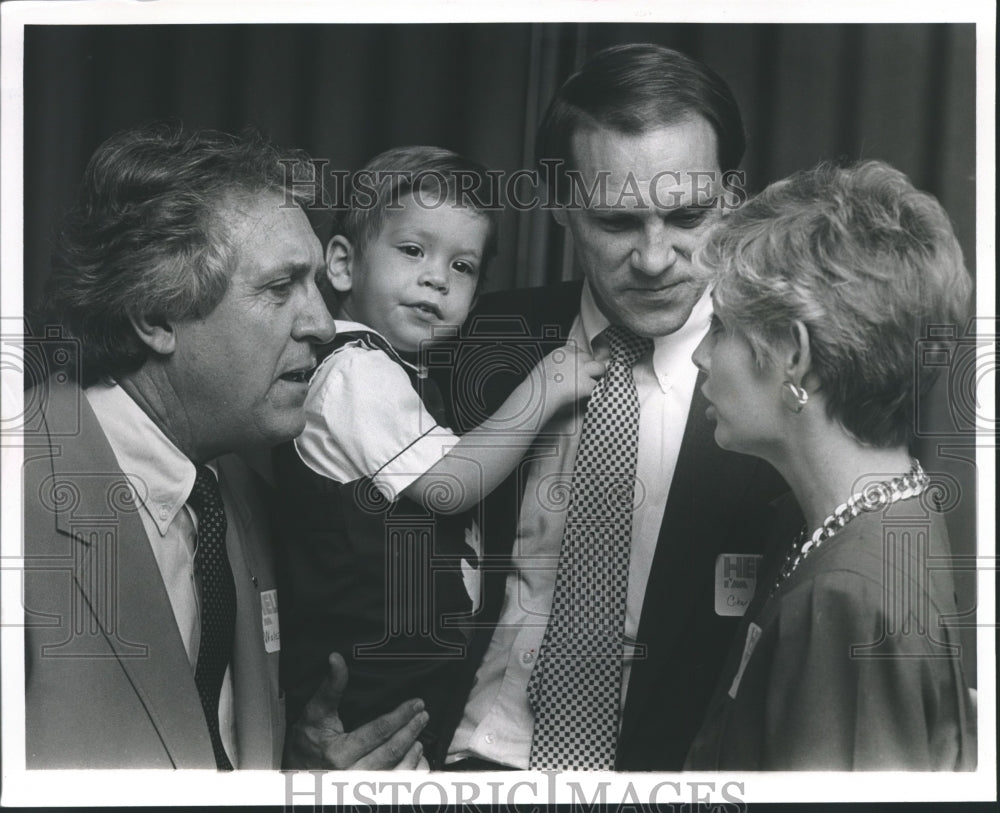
top-left (537, 342), bottom-right (606, 408)
top-left (475, 341), bottom-right (605, 435)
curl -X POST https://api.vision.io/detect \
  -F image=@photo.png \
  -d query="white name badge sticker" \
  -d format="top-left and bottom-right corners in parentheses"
top-left (714, 553), bottom-right (762, 617)
top-left (261, 588), bottom-right (280, 653)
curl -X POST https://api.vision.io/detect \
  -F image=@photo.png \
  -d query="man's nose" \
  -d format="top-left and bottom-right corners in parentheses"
top-left (631, 223), bottom-right (677, 277)
top-left (294, 277), bottom-right (336, 344)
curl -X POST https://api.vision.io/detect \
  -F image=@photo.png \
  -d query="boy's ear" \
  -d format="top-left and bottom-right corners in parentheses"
top-left (325, 235), bottom-right (355, 293)
top-left (128, 310), bottom-right (176, 356)
top-left (552, 205), bottom-right (569, 228)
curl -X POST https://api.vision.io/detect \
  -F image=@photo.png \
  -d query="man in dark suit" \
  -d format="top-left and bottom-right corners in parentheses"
top-left (21, 124), bottom-right (428, 770)
top-left (442, 44), bottom-right (788, 770)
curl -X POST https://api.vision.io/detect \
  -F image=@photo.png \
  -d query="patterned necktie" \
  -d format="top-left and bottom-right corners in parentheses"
top-left (527, 325), bottom-right (652, 770)
top-left (187, 465), bottom-right (237, 771)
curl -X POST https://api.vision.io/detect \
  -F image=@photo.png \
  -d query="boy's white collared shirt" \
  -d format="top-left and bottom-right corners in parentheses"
top-left (295, 319), bottom-right (462, 502)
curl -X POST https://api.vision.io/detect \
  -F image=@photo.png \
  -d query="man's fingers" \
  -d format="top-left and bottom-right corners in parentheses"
top-left (300, 652), bottom-right (348, 725)
top-left (349, 701), bottom-right (428, 769)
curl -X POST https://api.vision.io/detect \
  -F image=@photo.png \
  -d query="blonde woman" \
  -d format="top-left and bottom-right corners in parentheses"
top-left (686, 161), bottom-right (976, 770)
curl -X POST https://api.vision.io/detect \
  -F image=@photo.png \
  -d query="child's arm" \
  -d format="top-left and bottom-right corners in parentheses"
top-left (401, 343), bottom-right (605, 514)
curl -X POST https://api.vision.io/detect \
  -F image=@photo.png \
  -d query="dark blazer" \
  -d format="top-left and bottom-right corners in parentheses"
top-left (434, 281), bottom-right (789, 770)
top-left (22, 379), bottom-right (284, 768)
top-left (686, 501), bottom-right (976, 770)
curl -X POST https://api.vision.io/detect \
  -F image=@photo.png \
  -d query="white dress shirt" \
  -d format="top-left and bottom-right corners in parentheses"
top-left (447, 281), bottom-right (712, 768)
top-left (85, 383), bottom-right (238, 766)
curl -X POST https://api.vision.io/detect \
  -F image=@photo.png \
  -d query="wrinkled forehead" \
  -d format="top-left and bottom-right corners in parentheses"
top-left (212, 188), bottom-right (286, 237)
top-left (567, 120), bottom-right (722, 210)
top-left (215, 190), bottom-right (322, 273)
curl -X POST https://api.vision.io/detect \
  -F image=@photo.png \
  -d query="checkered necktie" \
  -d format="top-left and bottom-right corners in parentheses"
top-left (187, 465), bottom-right (236, 771)
top-left (527, 325), bottom-right (652, 770)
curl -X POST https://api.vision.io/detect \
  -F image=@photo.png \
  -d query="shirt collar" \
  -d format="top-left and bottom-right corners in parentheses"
top-left (578, 279), bottom-right (713, 393)
top-left (84, 382), bottom-right (197, 536)
top-left (329, 319), bottom-right (421, 375)
top-left (577, 280), bottom-right (611, 355)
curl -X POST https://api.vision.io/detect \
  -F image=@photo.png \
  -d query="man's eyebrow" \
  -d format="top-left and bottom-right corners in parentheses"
top-left (265, 261), bottom-right (320, 282)
top-left (664, 204), bottom-right (714, 218)
top-left (588, 209), bottom-right (643, 221)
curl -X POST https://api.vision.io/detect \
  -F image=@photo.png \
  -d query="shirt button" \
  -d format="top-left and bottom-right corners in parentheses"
top-left (159, 506), bottom-right (169, 520)
top-left (520, 650), bottom-right (534, 665)
top-left (483, 732), bottom-right (495, 745)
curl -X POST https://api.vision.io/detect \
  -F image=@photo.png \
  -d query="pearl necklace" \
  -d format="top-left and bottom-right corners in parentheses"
top-left (771, 459), bottom-right (930, 596)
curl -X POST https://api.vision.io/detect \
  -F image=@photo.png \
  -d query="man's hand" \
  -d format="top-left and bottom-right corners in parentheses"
top-left (283, 652), bottom-right (429, 770)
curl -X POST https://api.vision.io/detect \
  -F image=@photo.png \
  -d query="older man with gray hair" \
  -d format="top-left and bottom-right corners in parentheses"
top-left (22, 123), bottom-right (427, 770)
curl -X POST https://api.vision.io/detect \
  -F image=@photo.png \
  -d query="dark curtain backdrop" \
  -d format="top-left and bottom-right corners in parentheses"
top-left (24, 22), bottom-right (976, 308)
top-left (21, 22), bottom-right (980, 682)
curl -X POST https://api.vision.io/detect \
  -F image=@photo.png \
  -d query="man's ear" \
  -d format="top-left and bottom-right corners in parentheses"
top-left (326, 235), bottom-right (355, 293)
top-left (552, 206), bottom-right (569, 228)
top-left (128, 310), bottom-right (176, 356)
